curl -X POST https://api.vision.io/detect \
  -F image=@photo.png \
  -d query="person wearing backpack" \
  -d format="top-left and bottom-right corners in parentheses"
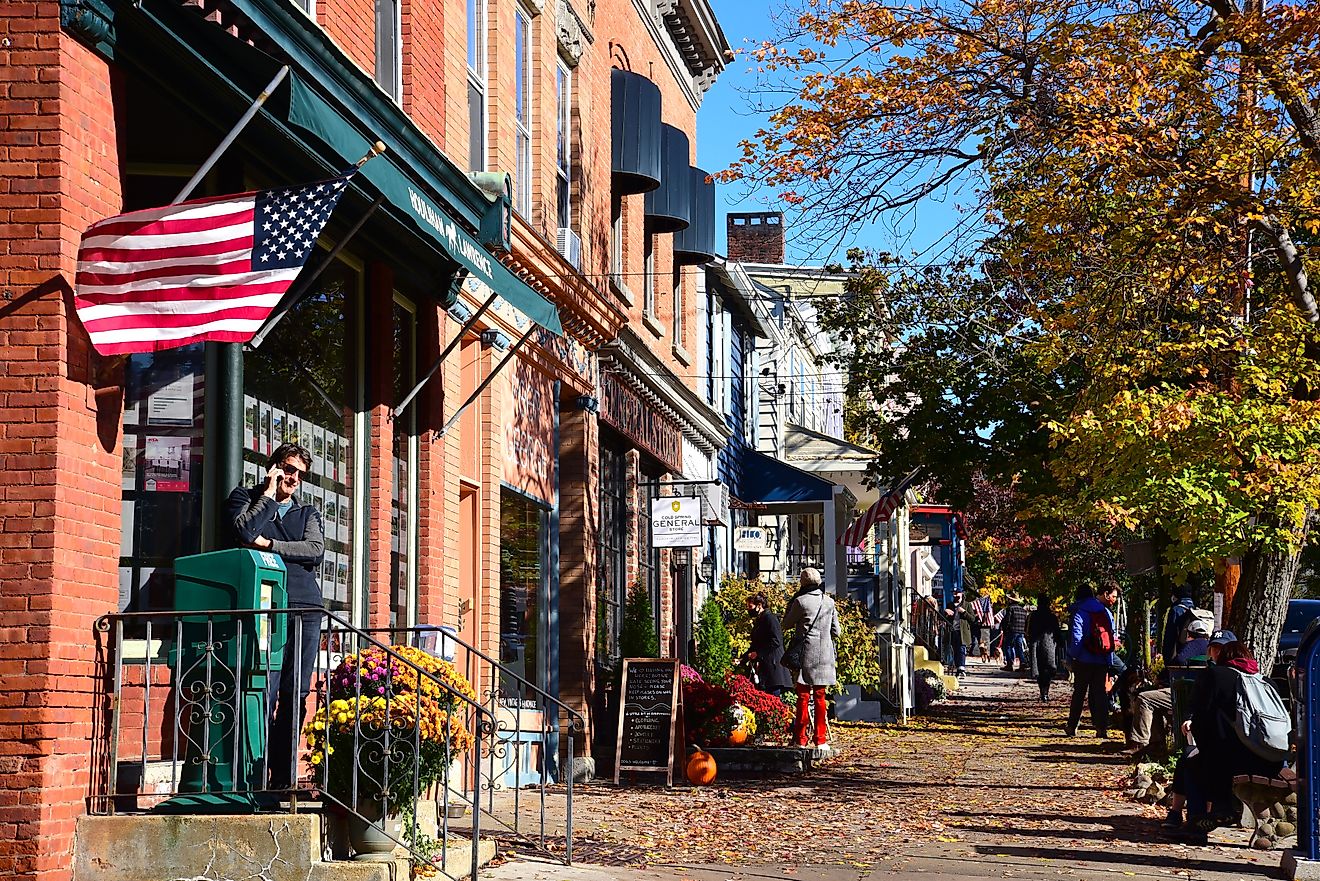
top-left (1161, 585), bottom-right (1197, 663)
top-left (1183, 638), bottom-right (1288, 838)
top-left (1066, 581), bottom-right (1121, 738)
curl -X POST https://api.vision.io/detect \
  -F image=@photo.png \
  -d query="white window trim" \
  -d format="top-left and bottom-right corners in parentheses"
top-left (555, 60), bottom-right (572, 231)
top-left (467, 0), bottom-right (488, 173)
top-left (376, 0), bottom-right (402, 101)
top-left (514, 8), bottom-right (533, 218)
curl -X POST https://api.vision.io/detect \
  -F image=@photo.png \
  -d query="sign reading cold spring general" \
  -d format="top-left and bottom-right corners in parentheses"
top-left (651, 497), bottom-right (702, 548)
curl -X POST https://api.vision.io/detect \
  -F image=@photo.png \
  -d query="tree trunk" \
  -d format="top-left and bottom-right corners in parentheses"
top-left (1228, 516), bottom-right (1313, 672)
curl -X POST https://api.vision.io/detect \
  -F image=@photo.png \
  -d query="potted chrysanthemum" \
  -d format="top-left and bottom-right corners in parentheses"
top-left (305, 645), bottom-right (477, 859)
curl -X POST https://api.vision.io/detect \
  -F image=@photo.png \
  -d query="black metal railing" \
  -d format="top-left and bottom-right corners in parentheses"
top-left (911, 595), bottom-right (948, 659)
top-left (91, 608), bottom-right (513, 879)
top-left (363, 625), bottom-right (585, 864)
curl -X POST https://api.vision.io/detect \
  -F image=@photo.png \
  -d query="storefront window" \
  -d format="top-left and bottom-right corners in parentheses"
top-left (242, 254), bottom-right (363, 617)
top-left (499, 490), bottom-right (547, 699)
top-left (391, 296), bottom-right (417, 628)
top-left (637, 474), bottom-right (662, 641)
top-left (596, 445), bottom-right (627, 660)
top-left (119, 345), bottom-right (206, 619)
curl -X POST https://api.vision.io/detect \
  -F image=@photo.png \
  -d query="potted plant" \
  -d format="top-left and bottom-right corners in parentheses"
top-left (305, 645), bottom-right (477, 860)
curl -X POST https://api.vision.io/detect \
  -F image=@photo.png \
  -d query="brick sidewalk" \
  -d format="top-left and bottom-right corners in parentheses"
top-left (486, 664), bottom-right (1281, 881)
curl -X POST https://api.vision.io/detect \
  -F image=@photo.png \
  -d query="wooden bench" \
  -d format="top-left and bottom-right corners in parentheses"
top-left (1232, 769), bottom-right (1299, 850)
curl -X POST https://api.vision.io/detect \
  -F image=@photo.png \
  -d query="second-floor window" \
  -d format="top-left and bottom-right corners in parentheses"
top-left (514, 9), bottom-right (532, 217)
top-left (643, 235), bottom-right (655, 318)
top-left (555, 62), bottom-right (572, 230)
top-left (610, 197), bottom-right (623, 285)
top-left (467, 0), bottom-right (486, 172)
top-left (374, 0), bottom-right (401, 100)
top-left (672, 266), bottom-right (684, 347)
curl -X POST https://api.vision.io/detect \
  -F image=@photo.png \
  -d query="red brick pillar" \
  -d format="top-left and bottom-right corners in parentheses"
top-left (0, 16), bottom-right (125, 881)
top-left (557, 406), bottom-right (598, 749)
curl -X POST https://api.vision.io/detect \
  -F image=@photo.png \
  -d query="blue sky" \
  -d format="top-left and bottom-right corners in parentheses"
top-left (694, 0), bottom-right (972, 266)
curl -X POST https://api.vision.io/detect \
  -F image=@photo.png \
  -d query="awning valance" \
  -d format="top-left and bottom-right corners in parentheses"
top-left (286, 78), bottom-right (561, 336)
top-left (740, 449), bottom-right (835, 504)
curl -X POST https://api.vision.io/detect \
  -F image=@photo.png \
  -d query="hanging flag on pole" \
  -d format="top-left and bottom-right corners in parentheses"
top-left (74, 169), bottom-right (359, 356)
top-left (838, 467), bottom-right (922, 547)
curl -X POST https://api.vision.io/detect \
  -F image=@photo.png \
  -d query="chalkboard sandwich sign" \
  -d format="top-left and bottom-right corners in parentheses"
top-left (614, 658), bottom-right (681, 786)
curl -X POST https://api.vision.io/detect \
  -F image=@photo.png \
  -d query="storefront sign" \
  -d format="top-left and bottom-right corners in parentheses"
top-left (614, 658), bottom-right (680, 785)
top-left (600, 372), bottom-right (682, 472)
top-left (733, 526), bottom-right (768, 552)
top-left (651, 497), bottom-right (702, 548)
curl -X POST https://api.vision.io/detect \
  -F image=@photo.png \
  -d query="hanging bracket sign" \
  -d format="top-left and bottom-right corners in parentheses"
top-left (651, 497), bottom-right (702, 548)
top-left (733, 526), bottom-right (767, 552)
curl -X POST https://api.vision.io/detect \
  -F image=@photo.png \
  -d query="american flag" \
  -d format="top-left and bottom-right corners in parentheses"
top-left (74, 171), bottom-right (355, 356)
top-left (838, 467), bottom-right (922, 547)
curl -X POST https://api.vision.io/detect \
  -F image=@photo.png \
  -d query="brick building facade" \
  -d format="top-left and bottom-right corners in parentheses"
top-left (0, 0), bottom-right (728, 876)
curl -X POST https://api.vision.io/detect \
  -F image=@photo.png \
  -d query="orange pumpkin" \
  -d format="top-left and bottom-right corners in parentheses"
top-left (726, 728), bottom-right (748, 747)
top-left (685, 749), bottom-right (717, 786)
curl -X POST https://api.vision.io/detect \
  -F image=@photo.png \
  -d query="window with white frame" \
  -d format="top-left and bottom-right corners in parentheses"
top-left (671, 265), bottom-right (684, 347)
top-left (374, 0), bottom-right (401, 100)
top-left (555, 62), bottom-right (572, 230)
top-left (610, 197), bottom-right (623, 284)
top-left (643, 235), bottom-right (655, 317)
top-left (466, 0), bottom-right (486, 172)
top-left (514, 9), bottom-right (533, 217)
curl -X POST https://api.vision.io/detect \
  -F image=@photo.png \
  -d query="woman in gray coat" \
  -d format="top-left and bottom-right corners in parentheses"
top-left (1026, 601), bottom-right (1061, 701)
top-left (781, 568), bottom-right (840, 747)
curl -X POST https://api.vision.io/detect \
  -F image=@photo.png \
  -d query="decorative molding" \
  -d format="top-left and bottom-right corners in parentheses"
top-left (556, 0), bottom-right (593, 67)
top-left (59, 0), bottom-right (117, 59)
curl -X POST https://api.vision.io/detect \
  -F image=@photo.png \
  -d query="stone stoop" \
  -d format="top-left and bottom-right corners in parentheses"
top-left (912, 645), bottom-right (958, 692)
top-left (74, 813), bottom-right (497, 881)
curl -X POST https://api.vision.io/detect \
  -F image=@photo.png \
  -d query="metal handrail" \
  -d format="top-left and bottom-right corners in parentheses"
top-left (92, 608), bottom-right (496, 879)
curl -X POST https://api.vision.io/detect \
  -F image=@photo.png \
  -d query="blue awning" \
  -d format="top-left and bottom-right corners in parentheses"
top-left (740, 449), bottom-right (835, 503)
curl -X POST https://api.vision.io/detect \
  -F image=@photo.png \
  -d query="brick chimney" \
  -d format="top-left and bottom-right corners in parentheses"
top-left (727, 211), bottom-right (785, 264)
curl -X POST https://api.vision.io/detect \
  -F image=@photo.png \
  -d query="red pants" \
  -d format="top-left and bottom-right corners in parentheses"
top-left (793, 684), bottom-right (829, 746)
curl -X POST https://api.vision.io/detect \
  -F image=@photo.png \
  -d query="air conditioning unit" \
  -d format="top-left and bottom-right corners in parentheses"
top-left (556, 228), bottom-right (582, 269)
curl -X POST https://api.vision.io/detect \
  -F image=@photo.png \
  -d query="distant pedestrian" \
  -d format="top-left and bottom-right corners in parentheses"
top-left (782, 568), bottom-right (840, 748)
top-left (1066, 581), bottom-right (1120, 738)
top-left (944, 588), bottom-right (973, 677)
top-left (972, 592), bottom-right (995, 662)
top-left (1001, 595), bottom-right (1030, 672)
top-left (743, 592), bottom-right (792, 695)
top-left (1026, 601), bottom-right (1061, 700)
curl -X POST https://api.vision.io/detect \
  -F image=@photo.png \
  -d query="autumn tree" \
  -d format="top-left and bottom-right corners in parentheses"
top-left (729, 0), bottom-right (1320, 668)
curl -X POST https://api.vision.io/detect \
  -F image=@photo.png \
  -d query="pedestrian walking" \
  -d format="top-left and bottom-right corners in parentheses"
top-left (944, 588), bottom-right (973, 676)
top-left (782, 568), bottom-right (840, 748)
top-left (1066, 581), bottom-right (1120, 738)
top-left (1001, 595), bottom-right (1030, 672)
top-left (227, 442), bottom-right (325, 790)
top-left (1026, 600), bottom-right (1061, 700)
top-left (972, 592), bottom-right (995, 662)
top-left (743, 592), bottom-right (792, 695)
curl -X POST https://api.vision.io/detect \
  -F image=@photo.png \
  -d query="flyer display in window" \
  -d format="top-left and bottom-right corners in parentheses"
top-left (143, 436), bottom-right (191, 493)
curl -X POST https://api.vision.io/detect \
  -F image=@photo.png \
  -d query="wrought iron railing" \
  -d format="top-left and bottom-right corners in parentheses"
top-left (911, 595), bottom-right (949, 659)
top-left (91, 608), bottom-right (519, 879)
top-left (363, 625), bottom-right (584, 864)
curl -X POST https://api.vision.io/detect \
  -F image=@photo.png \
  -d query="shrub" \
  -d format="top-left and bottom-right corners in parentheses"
top-left (620, 582), bottom-right (660, 658)
top-left (694, 596), bottom-right (733, 681)
top-left (712, 574), bottom-right (883, 693)
top-left (914, 669), bottom-right (946, 710)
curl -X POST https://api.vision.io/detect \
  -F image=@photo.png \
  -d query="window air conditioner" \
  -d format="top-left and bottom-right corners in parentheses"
top-left (556, 228), bottom-right (582, 269)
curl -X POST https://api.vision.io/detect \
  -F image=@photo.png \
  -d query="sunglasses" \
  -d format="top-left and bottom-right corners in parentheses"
top-left (280, 463), bottom-right (308, 478)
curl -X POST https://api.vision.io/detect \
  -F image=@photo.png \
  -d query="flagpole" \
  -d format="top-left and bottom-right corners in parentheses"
top-left (173, 66), bottom-right (290, 205)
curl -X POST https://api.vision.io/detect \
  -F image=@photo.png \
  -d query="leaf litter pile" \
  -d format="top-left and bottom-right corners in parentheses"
top-left (562, 674), bottom-right (1280, 877)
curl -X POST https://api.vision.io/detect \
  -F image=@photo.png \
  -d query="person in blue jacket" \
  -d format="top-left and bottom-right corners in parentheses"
top-left (1161, 584), bottom-right (1196, 663)
top-left (1066, 580), bottom-right (1121, 738)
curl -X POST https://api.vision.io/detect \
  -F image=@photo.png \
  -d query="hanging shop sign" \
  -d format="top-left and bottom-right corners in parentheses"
top-left (600, 372), bottom-right (682, 473)
top-left (733, 526), bottom-right (768, 552)
top-left (651, 497), bottom-right (702, 548)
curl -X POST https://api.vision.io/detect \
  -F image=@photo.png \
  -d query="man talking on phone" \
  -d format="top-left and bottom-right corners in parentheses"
top-left (226, 442), bottom-right (325, 791)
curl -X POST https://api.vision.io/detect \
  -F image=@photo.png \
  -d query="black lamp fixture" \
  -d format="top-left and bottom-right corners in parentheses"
top-left (698, 555), bottom-right (715, 586)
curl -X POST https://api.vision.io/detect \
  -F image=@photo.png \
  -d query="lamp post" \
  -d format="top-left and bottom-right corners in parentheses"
top-left (699, 555), bottom-right (715, 588)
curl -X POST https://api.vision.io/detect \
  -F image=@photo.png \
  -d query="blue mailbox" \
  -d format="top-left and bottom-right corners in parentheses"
top-left (1293, 618), bottom-right (1320, 862)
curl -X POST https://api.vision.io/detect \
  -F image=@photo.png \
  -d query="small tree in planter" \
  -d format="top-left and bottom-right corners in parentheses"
top-left (694, 596), bottom-right (733, 682)
top-left (620, 582), bottom-right (660, 658)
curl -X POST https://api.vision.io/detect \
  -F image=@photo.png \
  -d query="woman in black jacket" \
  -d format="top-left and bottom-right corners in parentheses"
top-left (1185, 640), bottom-right (1284, 832)
top-left (1025, 602), bottom-right (1061, 700)
top-left (744, 592), bottom-right (793, 695)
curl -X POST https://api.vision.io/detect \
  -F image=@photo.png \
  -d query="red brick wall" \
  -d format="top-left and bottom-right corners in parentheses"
top-left (0, 10), bottom-right (125, 879)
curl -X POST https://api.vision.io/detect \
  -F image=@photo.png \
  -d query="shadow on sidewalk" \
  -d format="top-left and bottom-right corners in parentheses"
top-left (969, 843), bottom-right (1273, 877)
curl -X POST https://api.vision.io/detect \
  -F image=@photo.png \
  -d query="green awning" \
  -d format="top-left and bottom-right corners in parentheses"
top-left (288, 76), bottom-right (561, 335)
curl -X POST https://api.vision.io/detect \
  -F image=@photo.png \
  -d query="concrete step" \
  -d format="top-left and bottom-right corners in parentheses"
top-left (75, 810), bottom-right (497, 881)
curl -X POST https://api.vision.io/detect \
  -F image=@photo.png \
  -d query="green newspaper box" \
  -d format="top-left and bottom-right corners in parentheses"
top-left (168, 549), bottom-right (288, 806)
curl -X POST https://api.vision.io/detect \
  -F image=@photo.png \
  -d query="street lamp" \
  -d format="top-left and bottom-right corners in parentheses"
top-left (698, 555), bottom-right (715, 586)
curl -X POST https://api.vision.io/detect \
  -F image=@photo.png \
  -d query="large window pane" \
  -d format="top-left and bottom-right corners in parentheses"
top-left (119, 344), bottom-right (206, 618)
top-left (500, 491), bottom-right (546, 699)
top-left (374, 0), bottom-right (400, 100)
top-left (514, 10), bottom-right (532, 218)
top-left (242, 255), bottom-right (362, 615)
top-left (390, 297), bottom-right (416, 628)
top-left (596, 445), bottom-right (627, 661)
top-left (556, 64), bottom-right (571, 230)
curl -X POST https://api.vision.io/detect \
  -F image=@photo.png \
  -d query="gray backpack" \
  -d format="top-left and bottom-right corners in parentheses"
top-left (1231, 670), bottom-right (1291, 762)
